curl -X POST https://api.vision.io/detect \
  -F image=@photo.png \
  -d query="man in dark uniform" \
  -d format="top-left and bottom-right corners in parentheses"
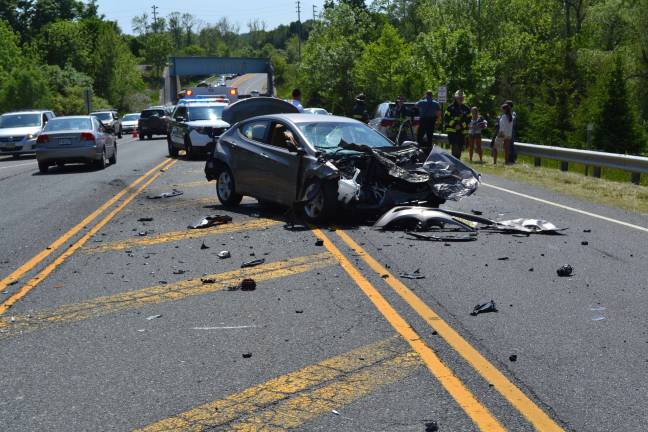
top-left (351, 93), bottom-right (369, 123)
top-left (444, 90), bottom-right (471, 159)
top-left (415, 90), bottom-right (441, 150)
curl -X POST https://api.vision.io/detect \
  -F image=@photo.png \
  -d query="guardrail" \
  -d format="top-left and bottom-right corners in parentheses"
top-left (432, 133), bottom-right (648, 184)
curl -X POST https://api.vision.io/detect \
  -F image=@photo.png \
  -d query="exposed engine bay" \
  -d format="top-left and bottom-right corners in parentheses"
top-left (308, 142), bottom-right (480, 212)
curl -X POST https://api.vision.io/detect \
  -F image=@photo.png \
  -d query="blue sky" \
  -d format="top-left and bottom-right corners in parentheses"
top-left (95, 0), bottom-right (325, 35)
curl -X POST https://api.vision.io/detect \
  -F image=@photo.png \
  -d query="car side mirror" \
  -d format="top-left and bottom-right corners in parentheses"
top-left (285, 140), bottom-right (305, 155)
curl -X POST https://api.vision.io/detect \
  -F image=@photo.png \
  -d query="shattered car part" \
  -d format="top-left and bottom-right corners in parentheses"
top-left (240, 278), bottom-right (257, 291)
top-left (146, 189), bottom-right (183, 199)
top-left (471, 300), bottom-right (498, 316)
top-left (557, 264), bottom-right (573, 277)
top-left (217, 250), bottom-right (231, 259)
top-left (494, 218), bottom-right (566, 234)
top-left (406, 231), bottom-right (478, 242)
top-left (422, 146), bottom-right (481, 200)
top-left (374, 206), bottom-right (477, 232)
top-left (337, 168), bottom-right (361, 204)
top-left (187, 214), bottom-right (232, 230)
top-left (241, 258), bottom-right (265, 268)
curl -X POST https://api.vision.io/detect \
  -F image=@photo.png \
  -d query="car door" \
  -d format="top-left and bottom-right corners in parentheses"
top-left (232, 120), bottom-right (271, 197)
top-left (253, 121), bottom-right (303, 205)
top-left (170, 107), bottom-right (187, 145)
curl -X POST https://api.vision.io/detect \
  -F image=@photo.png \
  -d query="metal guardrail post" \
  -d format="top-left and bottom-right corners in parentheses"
top-left (593, 167), bottom-right (601, 178)
top-left (560, 162), bottom-right (568, 171)
top-left (534, 157), bottom-right (541, 167)
top-left (631, 173), bottom-right (641, 185)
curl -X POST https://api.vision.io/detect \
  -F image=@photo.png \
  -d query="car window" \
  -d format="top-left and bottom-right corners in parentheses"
top-left (297, 121), bottom-right (394, 152)
top-left (140, 110), bottom-right (165, 119)
top-left (240, 121), bottom-right (270, 142)
top-left (91, 112), bottom-right (112, 121)
top-left (46, 112), bottom-right (54, 120)
top-left (268, 122), bottom-right (299, 150)
top-left (44, 118), bottom-right (93, 131)
top-left (187, 106), bottom-right (224, 121)
top-left (122, 114), bottom-right (140, 121)
top-left (174, 107), bottom-right (187, 120)
top-left (92, 117), bottom-right (102, 131)
top-left (0, 113), bottom-right (42, 128)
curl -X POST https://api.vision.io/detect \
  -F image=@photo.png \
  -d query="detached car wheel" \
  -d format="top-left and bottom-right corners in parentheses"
top-left (216, 168), bottom-right (242, 206)
top-left (167, 136), bottom-right (178, 158)
top-left (303, 181), bottom-right (335, 223)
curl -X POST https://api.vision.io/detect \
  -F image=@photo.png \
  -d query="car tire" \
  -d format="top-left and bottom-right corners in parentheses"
top-left (216, 168), bottom-right (243, 206)
top-left (94, 148), bottom-right (107, 170)
top-left (184, 136), bottom-right (193, 159)
top-left (139, 130), bottom-right (144, 140)
top-left (38, 161), bottom-right (49, 173)
top-left (109, 144), bottom-right (117, 165)
top-left (302, 180), bottom-right (336, 223)
top-left (167, 136), bottom-right (178, 158)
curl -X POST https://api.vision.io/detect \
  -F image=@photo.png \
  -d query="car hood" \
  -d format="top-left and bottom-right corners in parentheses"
top-left (222, 97), bottom-right (299, 124)
top-left (187, 119), bottom-right (230, 128)
top-left (0, 126), bottom-right (41, 137)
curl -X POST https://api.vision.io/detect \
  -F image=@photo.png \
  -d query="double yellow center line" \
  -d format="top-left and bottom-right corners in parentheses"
top-left (0, 157), bottom-right (176, 315)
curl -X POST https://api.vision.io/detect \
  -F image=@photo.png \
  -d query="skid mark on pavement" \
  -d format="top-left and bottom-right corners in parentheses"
top-left (133, 337), bottom-right (422, 432)
top-left (0, 252), bottom-right (334, 339)
top-left (334, 229), bottom-right (566, 432)
top-left (83, 219), bottom-right (282, 253)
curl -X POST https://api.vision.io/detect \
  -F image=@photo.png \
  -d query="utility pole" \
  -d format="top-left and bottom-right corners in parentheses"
top-left (151, 5), bottom-right (159, 32)
top-left (313, 4), bottom-right (318, 20)
top-left (296, 0), bottom-right (302, 62)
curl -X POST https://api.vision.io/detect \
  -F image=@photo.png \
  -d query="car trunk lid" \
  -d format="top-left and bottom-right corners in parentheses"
top-left (222, 97), bottom-right (299, 125)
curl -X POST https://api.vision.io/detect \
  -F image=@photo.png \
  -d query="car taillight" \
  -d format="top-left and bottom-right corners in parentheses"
top-left (36, 134), bottom-right (49, 143)
top-left (380, 119), bottom-right (394, 127)
top-left (80, 132), bottom-right (95, 141)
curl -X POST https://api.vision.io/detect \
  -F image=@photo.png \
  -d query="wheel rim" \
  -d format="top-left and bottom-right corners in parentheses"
top-left (304, 184), bottom-right (324, 219)
top-left (217, 171), bottom-right (233, 201)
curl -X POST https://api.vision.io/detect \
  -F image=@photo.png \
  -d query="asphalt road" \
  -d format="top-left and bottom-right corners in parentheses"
top-left (0, 138), bottom-right (646, 432)
top-left (229, 73), bottom-right (269, 96)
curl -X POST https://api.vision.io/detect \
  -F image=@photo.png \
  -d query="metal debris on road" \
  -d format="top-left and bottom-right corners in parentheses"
top-left (399, 271), bottom-right (425, 280)
top-left (494, 218), bottom-right (566, 234)
top-left (556, 265), bottom-right (573, 277)
top-left (471, 300), bottom-right (498, 316)
top-left (241, 258), bottom-right (265, 268)
top-left (146, 314), bottom-right (162, 320)
top-left (218, 250), bottom-right (231, 259)
top-left (374, 206), bottom-right (477, 232)
top-left (406, 231), bottom-right (477, 242)
top-left (187, 214), bottom-right (232, 230)
top-left (138, 231), bottom-right (147, 237)
top-left (173, 270), bottom-right (186, 275)
top-left (146, 189), bottom-right (183, 199)
top-left (201, 277), bottom-right (216, 284)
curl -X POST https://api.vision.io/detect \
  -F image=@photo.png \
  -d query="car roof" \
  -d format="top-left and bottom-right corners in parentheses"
top-left (50, 115), bottom-right (93, 120)
top-left (250, 114), bottom-right (359, 125)
top-left (1, 110), bottom-right (51, 115)
top-left (90, 110), bottom-right (115, 114)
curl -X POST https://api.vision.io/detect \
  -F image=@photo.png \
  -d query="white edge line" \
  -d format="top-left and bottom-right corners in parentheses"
top-left (191, 325), bottom-right (257, 330)
top-left (482, 182), bottom-right (648, 233)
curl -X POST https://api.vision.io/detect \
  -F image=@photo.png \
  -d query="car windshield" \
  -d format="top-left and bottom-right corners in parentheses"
top-left (123, 114), bottom-right (140, 121)
top-left (140, 110), bottom-right (165, 118)
top-left (298, 122), bottom-right (394, 151)
top-left (92, 112), bottom-right (113, 121)
top-left (187, 106), bottom-right (224, 121)
top-left (44, 118), bottom-right (92, 132)
top-left (0, 113), bottom-right (41, 128)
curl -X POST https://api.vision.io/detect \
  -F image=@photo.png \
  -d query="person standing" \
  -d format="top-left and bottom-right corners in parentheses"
top-left (444, 90), bottom-right (471, 159)
top-left (505, 100), bottom-right (518, 163)
top-left (351, 93), bottom-right (369, 123)
top-left (287, 88), bottom-right (305, 112)
top-left (468, 107), bottom-right (487, 163)
top-left (415, 90), bottom-right (441, 150)
top-left (493, 103), bottom-right (514, 165)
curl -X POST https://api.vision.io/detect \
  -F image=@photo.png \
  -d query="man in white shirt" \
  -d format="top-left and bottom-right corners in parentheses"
top-left (287, 88), bottom-right (305, 112)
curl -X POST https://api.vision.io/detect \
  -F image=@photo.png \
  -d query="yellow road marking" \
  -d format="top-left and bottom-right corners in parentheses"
top-left (83, 219), bottom-right (281, 253)
top-left (482, 182), bottom-right (648, 233)
top-left (335, 229), bottom-right (565, 432)
top-left (133, 337), bottom-right (420, 432)
top-left (0, 253), bottom-right (334, 338)
top-left (311, 228), bottom-right (505, 432)
top-left (0, 158), bottom-right (172, 294)
top-left (0, 159), bottom-right (177, 315)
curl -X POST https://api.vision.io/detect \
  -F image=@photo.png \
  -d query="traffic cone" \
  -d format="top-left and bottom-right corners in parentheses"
top-left (132, 129), bottom-right (138, 138)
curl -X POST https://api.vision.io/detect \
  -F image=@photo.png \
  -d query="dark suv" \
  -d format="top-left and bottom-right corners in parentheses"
top-left (138, 108), bottom-right (170, 140)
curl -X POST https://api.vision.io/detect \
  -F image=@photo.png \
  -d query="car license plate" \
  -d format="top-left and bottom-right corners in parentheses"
top-left (58, 138), bottom-right (72, 145)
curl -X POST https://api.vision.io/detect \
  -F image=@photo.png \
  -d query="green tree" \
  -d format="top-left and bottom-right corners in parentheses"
top-left (592, 56), bottom-right (645, 154)
top-left (0, 19), bottom-right (22, 82)
top-left (142, 32), bottom-right (172, 78)
top-left (0, 66), bottom-right (52, 111)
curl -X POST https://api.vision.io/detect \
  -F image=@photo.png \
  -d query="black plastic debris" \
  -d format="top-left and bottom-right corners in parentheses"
top-left (188, 214), bottom-right (232, 230)
top-left (146, 189), bottom-right (183, 199)
top-left (557, 265), bottom-right (573, 277)
top-left (509, 354), bottom-right (518, 362)
top-left (295, 310), bottom-right (304, 314)
top-left (218, 250), bottom-right (231, 259)
top-left (201, 277), bottom-right (216, 284)
top-left (315, 239), bottom-right (324, 246)
top-left (242, 353), bottom-right (252, 359)
top-left (241, 258), bottom-right (265, 268)
top-left (497, 257), bottom-right (509, 261)
top-left (173, 270), bottom-right (186, 275)
top-left (240, 278), bottom-right (256, 291)
top-left (400, 269), bottom-right (425, 280)
top-left (581, 241), bottom-right (589, 246)
top-left (583, 229), bottom-right (592, 233)
top-left (425, 421), bottom-right (439, 432)
top-left (471, 300), bottom-right (498, 316)
top-left (200, 242), bottom-right (210, 250)
top-left (138, 217), bottom-right (154, 222)
top-left (471, 209), bottom-right (483, 215)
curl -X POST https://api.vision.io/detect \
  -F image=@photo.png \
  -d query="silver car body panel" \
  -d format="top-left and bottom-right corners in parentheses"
top-left (373, 206), bottom-right (477, 231)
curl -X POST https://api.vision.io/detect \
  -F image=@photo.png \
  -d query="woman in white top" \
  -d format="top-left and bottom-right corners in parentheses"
top-left (494, 103), bottom-right (514, 165)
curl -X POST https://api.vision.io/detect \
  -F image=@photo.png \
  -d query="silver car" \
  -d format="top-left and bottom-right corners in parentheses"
top-left (121, 113), bottom-right (140, 134)
top-left (0, 110), bottom-right (55, 158)
top-left (35, 116), bottom-right (117, 173)
top-left (90, 111), bottom-right (122, 138)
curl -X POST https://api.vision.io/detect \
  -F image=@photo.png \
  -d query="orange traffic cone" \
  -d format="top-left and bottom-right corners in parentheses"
top-left (132, 129), bottom-right (138, 138)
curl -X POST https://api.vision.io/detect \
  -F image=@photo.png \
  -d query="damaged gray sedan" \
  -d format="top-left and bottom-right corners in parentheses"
top-left (205, 98), bottom-right (479, 222)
